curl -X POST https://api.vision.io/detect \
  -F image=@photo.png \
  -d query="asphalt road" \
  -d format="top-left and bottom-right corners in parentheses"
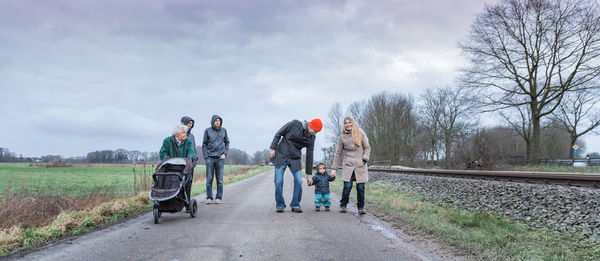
top-left (16, 170), bottom-right (447, 261)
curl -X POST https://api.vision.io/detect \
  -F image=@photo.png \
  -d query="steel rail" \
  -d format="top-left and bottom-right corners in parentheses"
top-left (367, 167), bottom-right (600, 188)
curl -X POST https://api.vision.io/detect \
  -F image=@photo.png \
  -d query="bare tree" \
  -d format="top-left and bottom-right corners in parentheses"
top-left (326, 103), bottom-right (344, 144)
top-left (418, 89), bottom-right (442, 165)
top-left (460, 0), bottom-right (600, 163)
top-left (347, 101), bottom-right (366, 126)
top-left (553, 90), bottom-right (600, 158)
top-left (251, 149), bottom-right (271, 165)
top-left (499, 105), bottom-right (534, 161)
top-left (419, 86), bottom-right (474, 168)
top-left (224, 148), bottom-right (249, 165)
top-left (362, 92), bottom-right (419, 166)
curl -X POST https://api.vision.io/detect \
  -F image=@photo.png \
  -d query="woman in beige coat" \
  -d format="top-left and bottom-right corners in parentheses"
top-left (331, 117), bottom-right (371, 214)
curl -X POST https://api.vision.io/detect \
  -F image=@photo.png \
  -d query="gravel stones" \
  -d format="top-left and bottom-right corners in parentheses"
top-left (370, 172), bottom-right (600, 241)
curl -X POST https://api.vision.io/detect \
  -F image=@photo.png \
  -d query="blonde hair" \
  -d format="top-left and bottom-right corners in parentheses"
top-left (343, 117), bottom-right (362, 147)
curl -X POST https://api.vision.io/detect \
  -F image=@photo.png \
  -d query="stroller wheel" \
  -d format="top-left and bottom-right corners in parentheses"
top-left (153, 208), bottom-right (160, 224)
top-left (190, 199), bottom-right (198, 218)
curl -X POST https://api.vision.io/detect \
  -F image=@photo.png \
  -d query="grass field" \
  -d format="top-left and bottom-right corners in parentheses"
top-left (0, 163), bottom-right (272, 256)
top-left (331, 179), bottom-right (600, 260)
top-left (0, 163), bottom-right (252, 196)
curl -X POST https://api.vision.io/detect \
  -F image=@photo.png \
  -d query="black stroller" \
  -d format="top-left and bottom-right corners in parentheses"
top-left (149, 158), bottom-right (198, 224)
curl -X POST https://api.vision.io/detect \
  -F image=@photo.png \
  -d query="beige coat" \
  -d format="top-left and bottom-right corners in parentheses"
top-left (331, 129), bottom-right (371, 183)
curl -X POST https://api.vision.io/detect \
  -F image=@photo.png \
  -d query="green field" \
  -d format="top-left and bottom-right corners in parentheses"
top-left (0, 163), bottom-right (256, 196)
top-left (0, 163), bottom-right (272, 256)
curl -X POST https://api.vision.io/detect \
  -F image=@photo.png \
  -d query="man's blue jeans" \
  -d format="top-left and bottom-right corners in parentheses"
top-left (274, 163), bottom-right (303, 209)
top-left (206, 157), bottom-right (224, 200)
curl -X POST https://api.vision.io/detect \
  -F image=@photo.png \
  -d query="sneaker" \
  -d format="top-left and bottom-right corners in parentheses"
top-left (325, 206), bottom-right (330, 211)
top-left (315, 206), bottom-right (321, 211)
top-left (340, 207), bottom-right (347, 213)
top-left (291, 207), bottom-right (303, 213)
top-left (205, 198), bottom-right (213, 204)
top-left (276, 208), bottom-right (284, 213)
top-left (358, 208), bottom-right (367, 215)
top-left (215, 198), bottom-right (222, 204)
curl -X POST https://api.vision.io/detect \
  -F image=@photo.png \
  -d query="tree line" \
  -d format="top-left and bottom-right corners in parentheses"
top-left (0, 146), bottom-right (273, 166)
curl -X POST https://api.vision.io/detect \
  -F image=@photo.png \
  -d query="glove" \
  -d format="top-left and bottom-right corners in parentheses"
top-left (362, 159), bottom-right (367, 165)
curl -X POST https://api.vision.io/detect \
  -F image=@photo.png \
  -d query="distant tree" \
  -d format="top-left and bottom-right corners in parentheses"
top-left (499, 105), bottom-right (534, 161)
top-left (251, 149), bottom-right (270, 165)
top-left (321, 145), bottom-right (335, 166)
top-left (114, 149), bottom-right (129, 163)
top-left (347, 101), bottom-right (366, 127)
top-left (362, 92), bottom-right (419, 166)
top-left (542, 120), bottom-right (574, 159)
top-left (553, 90), bottom-right (600, 159)
top-left (419, 85), bottom-right (474, 168)
top-left (41, 155), bottom-right (62, 163)
top-left (326, 103), bottom-right (344, 144)
top-left (225, 148), bottom-right (250, 165)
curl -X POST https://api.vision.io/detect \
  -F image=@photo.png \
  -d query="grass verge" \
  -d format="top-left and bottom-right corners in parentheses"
top-left (331, 179), bottom-right (600, 261)
top-left (0, 166), bottom-right (271, 256)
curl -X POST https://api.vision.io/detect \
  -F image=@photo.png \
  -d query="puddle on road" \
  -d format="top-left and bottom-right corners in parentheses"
top-left (369, 224), bottom-right (397, 240)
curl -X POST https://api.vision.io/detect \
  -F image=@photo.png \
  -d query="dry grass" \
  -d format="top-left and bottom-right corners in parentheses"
top-left (0, 190), bottom-right (120, 230)
top-left (0, 192), bottom-right (151, 255)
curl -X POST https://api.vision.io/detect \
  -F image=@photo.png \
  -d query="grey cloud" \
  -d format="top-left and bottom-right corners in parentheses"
top-left (9, 0), bottom-right (594, 158)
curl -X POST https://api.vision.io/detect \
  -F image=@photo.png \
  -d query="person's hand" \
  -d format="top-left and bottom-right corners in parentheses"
top-left (220, 154), bottom-right (226, 160)
top-left (269, 149), bottom-right (276, 158)
top-left (307, 177), bottom-right (313, 186)
top-left (330, 170), bottom-right (337, 178)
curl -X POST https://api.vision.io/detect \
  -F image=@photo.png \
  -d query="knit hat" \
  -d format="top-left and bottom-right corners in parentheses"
top-left (308, 118), bottom-right (323, 132)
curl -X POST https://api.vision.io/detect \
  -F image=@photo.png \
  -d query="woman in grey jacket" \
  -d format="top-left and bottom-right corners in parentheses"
top-left (331, 117), bottom-right (371, 214)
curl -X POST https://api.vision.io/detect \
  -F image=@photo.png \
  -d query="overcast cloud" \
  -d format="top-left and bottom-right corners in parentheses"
top-left (1, 0), bottom-right (598, 158)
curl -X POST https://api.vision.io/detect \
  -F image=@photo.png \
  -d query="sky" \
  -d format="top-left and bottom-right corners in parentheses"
top-left (1, 0), bottom-right (598, 158)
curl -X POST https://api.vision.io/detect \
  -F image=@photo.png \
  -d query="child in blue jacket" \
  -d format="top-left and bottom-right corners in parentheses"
top-left (310, 163), bottom-right (336, 211)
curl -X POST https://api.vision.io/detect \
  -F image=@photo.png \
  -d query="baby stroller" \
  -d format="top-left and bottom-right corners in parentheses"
top-left (149, 157), bottom-right (198, 224)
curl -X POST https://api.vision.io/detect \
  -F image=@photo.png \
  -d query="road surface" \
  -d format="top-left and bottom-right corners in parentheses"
top-left (16, 170), bottom-right (449, 261)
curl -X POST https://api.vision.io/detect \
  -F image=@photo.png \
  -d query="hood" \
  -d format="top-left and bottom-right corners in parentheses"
top-left (211, 115), bottom-right (223, 130)
top-left (181, 116), bottom-right (194, 133)
top-left (315, 162), bottom-right (327, 174)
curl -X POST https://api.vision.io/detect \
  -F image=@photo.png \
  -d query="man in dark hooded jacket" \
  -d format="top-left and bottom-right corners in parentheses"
top-left (202, 115), bottom-right (230, 204)
top-left (269, 118), bottom-right (322, 213)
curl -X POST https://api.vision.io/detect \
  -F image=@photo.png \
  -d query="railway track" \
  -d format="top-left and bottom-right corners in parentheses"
top-left (367, 167), bottom-right (600, 189)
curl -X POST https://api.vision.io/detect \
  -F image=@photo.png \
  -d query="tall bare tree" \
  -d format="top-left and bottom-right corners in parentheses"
top-left (553, 90), bottom-right (600, 158)
top-left (460, 0), bottom-right (600, 163)
top-left (420, 86), bottom-right (474, 168)
top-left (326, 103), bottom-right (344, 144)
top-left (418, 89), bottom-right (442, 164)
top-left (362, 92), bottom-right (418, 166)
top-left (347, 101), bottom-right (366, 126)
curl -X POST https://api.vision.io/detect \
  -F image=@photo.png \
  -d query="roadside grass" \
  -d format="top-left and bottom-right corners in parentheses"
top-left (330, 180), bottom-right (600, 261)
top-left (0, 164), bottom-right (271, 256)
